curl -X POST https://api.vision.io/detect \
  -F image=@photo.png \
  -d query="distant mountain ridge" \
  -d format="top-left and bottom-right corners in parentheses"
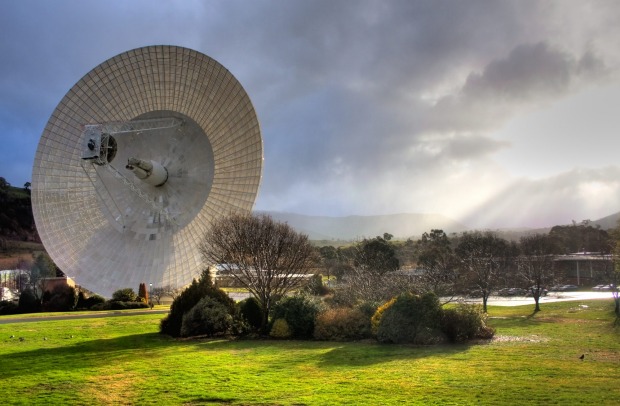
top-left (258, 211), bottom-right (468, 241)
top-left (259, 210), bottom-right (620, 242)
top-left (591, 211), bottom-right (620, 231)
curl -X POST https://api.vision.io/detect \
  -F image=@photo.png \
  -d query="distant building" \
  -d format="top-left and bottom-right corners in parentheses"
top-left (1, 286), bottom-right (18, 301)
top-left (39, 276), bottom-right (76, 295)
top-left (553, 252), bottom-right (614, 286)
top-left (0, 269), bottom-right (28, 293)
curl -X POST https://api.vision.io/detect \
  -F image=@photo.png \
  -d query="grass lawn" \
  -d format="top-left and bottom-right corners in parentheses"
top-left (1, 300), bottom-right (619, 405)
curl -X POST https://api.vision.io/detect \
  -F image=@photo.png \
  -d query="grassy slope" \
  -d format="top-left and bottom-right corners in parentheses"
top-left (1, 300), bottom-right (619, 405)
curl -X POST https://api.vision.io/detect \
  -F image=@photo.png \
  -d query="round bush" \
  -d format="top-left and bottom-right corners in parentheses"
top-left (441, 304), bottom-right (495, 343)
top-left (160, 269), bottom-right (234, 337)
top-left (18, 289), bottom-right (40, 313)
top-left (108, 301), bottom-right (149, 310)
top-left (180, 297), bottom-right (233, 337)
top-left (356, 301), bottom-right (380, 320)
top-left (111, 288), bottom-right (137, 302)
top-left (84, 294), bottom-right (106, 309)
top-left (90, 302), bottom-right (107, 311)
top-left (42, 285), bottom-right (76, 312)
top-left (374, 292), bottom-right (443, 344)
top-left (271, 295), bottom-right (323, 339)
top-left (314, 307), bottom-right (371, 341)
top-left (270, 318), bottom-right (291, 339)
top-left (0, 300), bottom-right (18, 315)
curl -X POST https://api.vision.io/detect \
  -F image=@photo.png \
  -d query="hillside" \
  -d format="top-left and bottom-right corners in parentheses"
top-left (0, 181), bottom-right (38, 243)
top-left (261, 211), bottom-right (468, 241)
top-left (592, 211), bottom-right (620, 231)
top-left (0, 180), bottom-right (43, 269)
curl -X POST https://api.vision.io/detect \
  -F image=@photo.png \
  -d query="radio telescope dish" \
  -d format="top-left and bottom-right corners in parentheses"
top-left (32, 46), bottom-right (263, 296)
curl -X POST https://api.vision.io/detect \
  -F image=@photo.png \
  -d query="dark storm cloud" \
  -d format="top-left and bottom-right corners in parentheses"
top-left (426, 42), bottom-right (608, 134)
top-left (210, 1), bottom-right (549, 198)
top-left (1, 1), bottom-right (620, 227)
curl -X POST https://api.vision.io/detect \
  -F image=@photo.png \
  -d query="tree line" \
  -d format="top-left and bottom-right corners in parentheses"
top-left (318, 221), bottom-right (617, 313)
top-left (157, 214), bottom-right (619, 344)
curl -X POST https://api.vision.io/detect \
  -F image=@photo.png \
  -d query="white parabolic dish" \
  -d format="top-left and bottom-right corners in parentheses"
top-left (32, 46), bottom-right (263, 297)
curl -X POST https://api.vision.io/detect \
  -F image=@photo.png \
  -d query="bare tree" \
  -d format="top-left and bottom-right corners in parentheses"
top-left (415, 229), bottom-right (459, 298)
top-left (331, 236), bottom-right (414, 305)
top-left (199, 213), bottom-right (316, 332)
top-left (336, 267), bottom-right (413, 305)
top-left (517, 234), bottom-right (559, 312)
top-left (148, 284), bottom-right (182, 305)
top-left (150, 286), bottom-right (169, 305)
top-left (456, 232), bottom-right (511, 313)
top-left (168, 285), bottom-right (183, 301)
top-left (22, 253), bottom-right (57, 301)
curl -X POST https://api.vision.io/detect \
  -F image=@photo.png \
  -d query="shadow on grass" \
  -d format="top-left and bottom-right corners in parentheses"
top-left (1, 332), bottom-right (173, 378)
top-left (317, 342), bottom-right (471, 367)
top-left (4, 333), bottom-right (477, 378)
top-left (488, 315), bottom-right (543, 330)
top-left (192, 337), bottom-right (473, 367)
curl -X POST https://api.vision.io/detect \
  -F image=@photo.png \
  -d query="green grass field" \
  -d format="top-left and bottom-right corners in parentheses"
top-left (1, 300), bottom-right (619, 405)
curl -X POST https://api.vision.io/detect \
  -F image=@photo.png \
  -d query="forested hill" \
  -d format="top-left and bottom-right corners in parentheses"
top-left (592, 212), bottom-right (620, 231)
top-left (0, 178), bottom-right (38, 242)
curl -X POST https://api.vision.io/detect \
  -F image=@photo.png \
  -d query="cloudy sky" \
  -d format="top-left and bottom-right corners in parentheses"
top-left (1, 1), bottom-right (620, 229)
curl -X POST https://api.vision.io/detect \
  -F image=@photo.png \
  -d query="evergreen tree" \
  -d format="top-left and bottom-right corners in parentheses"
top-left (160, 269), bottom-right (234, 337)
top-left (138, 282), bottom-right (149, 304)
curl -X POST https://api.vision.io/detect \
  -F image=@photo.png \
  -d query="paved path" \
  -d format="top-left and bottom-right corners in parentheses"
top-left (0, 309), bottom-right (169, 325)
top-left (461, 291), bottom-right (613, 306)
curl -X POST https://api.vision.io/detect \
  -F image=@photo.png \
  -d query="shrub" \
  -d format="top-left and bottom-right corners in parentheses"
top-left (160, 269), bottom-right (235, 337)
top-left (239, 296), bottom-right (263, 332)
top-left (271, 295), bottom-right (323, 339)
top-left (75, 291), bottom-right (105, 309)
top-left (107, 301), bottom-right (149, 310)
top-left (90, 302), bottom-right (106, 311)
top-left (83, 294), bottom-right (106, 309)
top-left (270, 318), bottom-right (291, 339)
top-left (75, 291), bottom-right (87, 309)
top-left (89, 300), bottom-right (148, 311)
top-left (356, 301), bottom-right (380, 320)
top-left (111, 288), bottom-right (137, 302)
top-left (304, 274), bottom-right (330, 296)
top-left (180, 297), bottom-right (234, 337)
top-left (371, 297), bottom-right (396, 336)
top-left (18, 289), bottom-right (40, 313)
top-left (41, 285), bottom-right (76, 312)
top-left (441, 304), bottom-right (495, 343)
top-left (314, 307), bottom-right (371, 341)
top-left (373, 292), bottom-right (444, 344)
top-left (0, 300), bottom-right (18, 315)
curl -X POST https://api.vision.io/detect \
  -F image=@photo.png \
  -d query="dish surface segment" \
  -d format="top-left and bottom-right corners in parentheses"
top-left (32, 46), bottom-right (262, 296)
